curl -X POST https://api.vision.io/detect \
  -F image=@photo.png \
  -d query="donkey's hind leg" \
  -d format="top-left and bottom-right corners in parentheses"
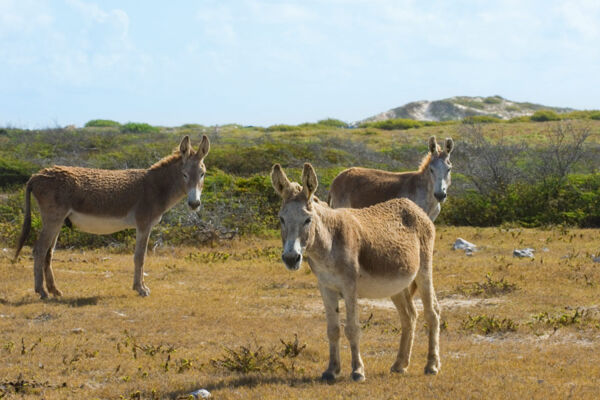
top-left (390, 287), bottom-right (418, 374)
top-left (44, 231), bottom-right (63, 296)
top-left (415, 266), bottom-right (441, 375)
top-left (33, 218), bottom-right (63, 299)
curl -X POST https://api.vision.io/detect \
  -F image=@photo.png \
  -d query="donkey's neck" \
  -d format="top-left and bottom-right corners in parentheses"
top-left (145, 157), bottom-right (186, 211)
top-left (305, 202), bottom-right (338, 257)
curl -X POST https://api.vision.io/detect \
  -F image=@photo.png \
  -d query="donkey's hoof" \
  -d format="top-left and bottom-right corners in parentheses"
top-left (351, 372), bottom-right (366, 382)
top-left (49, 287), bottom-right (63, 297)
top-left (390, 363), bottom-right (408, 374)
top-left (321, 371), bottom-right (337, 384)
top-left (133, 284), bottom-right (150, 297)
top-left (424, 364), bottom-right (439, 375)
top-left (36, 289), bottom-right (49, 300)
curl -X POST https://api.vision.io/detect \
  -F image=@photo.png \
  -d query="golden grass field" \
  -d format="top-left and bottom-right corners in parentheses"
top-left (1, 226), bottom-right (599, 399)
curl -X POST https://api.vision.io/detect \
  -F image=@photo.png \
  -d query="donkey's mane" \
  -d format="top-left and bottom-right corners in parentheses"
top-left (149, 149), bottom-right (184, 170)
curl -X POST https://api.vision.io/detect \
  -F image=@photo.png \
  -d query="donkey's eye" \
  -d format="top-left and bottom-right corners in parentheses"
top-left (304, 217), bottom-right (312, 225)
top-left (183, 173), bottom-right (189, 180)
top-left (279, 217), bottom-right (285, 225)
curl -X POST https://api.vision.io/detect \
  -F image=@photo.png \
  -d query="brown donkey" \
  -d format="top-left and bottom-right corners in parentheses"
top-left (14, 135), bottom-right (210, 299)
top-left (272, 163), bottom-right (440, 383)
top-left (329, 136), bottom-right (454, 221)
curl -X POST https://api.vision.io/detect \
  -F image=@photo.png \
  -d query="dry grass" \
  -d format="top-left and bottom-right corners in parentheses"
top-left (1, 227), bottom-right (600, 399)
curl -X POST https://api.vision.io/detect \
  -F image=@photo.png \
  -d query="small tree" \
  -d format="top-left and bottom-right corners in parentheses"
top-left (458, 122), bottom-right (528, 196)
top-left (533, 121), bottom-right (590, 182)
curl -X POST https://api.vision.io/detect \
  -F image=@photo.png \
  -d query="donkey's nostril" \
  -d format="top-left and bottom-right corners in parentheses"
top-left (294, 254), bottom-right (301, 263)
top-left (188, 200), bottom-right (201, 209)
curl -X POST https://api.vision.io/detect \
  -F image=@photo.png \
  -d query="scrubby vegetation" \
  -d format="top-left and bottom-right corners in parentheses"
top-left (0, 116), bottom-right (599, 250)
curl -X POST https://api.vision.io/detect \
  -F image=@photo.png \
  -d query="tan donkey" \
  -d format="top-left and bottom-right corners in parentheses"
top-left (329, 136), bottom-right (454, 221)
top-left (271, 163), bottom-right (440, 383)
top-left (14, 135), bottom-right (210, 299)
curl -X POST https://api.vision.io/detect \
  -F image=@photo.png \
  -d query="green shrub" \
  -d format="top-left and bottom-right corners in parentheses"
top-left (265, 124), bottom-right (300, 132)
top-left (507, 116), bottom-right (531, 123)
top-left (462, 115), bottom-right (503, 124)
top-left (363, 118), bottom-right (424, 130)
top-left (589, 111), bottom-right (600, 120)
top-left (530, 110), bottom-right (561, 122)
top-left (439, 174), bottom-right (600, 227)
top-left (0, 158), bottom-right (36, 188)
top-left (120, 122), bottom-right (160, 134)
top-left (84, 119), bottom-right (121, 128)
top-left (316, 118), bottom-right (348, 128)
top-left (461, 315), bottom-right (518, 334)
top-left (484, 96), bottom-right (503, 104)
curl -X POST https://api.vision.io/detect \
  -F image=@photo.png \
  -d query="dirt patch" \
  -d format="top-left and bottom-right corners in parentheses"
top-left (359, 295), bottom-right (503, 312)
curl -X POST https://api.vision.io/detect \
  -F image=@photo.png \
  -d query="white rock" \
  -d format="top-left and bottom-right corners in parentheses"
top-left (71, 328), bottom-right (85, 334)
top-left (513, 248), bottom-right (535, 258)
top-left (189, 389), bottom-right (211, 399)
top-left (452, 238), bottom-right (477, 252)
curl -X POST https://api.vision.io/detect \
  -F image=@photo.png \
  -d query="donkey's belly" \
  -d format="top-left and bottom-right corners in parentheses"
top-left (68, 211), bottom-right (136, 234)
top-left (357, 272), bottom-right (414, 299)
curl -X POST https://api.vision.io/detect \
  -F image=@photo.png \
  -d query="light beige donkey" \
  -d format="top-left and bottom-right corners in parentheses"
top-left (271, 163), bottom-right (440, 383)
top-left (329, 136), bottom-right (454, 221)
top-left (14, 135), bottom-right (210, 299)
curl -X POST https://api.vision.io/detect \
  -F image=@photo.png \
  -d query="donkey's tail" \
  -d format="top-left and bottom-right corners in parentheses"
top-left (14, 181), bottom-right (33, 261)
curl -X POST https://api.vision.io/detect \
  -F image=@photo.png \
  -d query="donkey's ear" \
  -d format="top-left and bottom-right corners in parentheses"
top-left (302, 163), bottom-right (318, 201)
top-left (445, 137), bottom-right (454, 154)
top-left (179, 136), bottom-right (192, 158)
top-left (195, 135), bottom-right (210, 160)
top-left (428, 136), bottom-right (438, 154)
top-left (271, 164), bottom-right (291, 197)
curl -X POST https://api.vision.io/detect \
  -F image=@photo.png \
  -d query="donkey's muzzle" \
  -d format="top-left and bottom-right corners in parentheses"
top-left (434, 192), bottom-right (447, 202)
top-left (282, 252), bottom-right (302, 271)
top-left (188, 200), bottom-right (201, 210)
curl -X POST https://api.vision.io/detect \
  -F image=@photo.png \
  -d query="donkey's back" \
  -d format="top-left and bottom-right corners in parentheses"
top-left (329, 167), bottom-right (418, 209)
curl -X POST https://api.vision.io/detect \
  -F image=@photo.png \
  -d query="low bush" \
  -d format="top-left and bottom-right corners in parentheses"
top-left (530, 110), bottom-right (561, 122)
top-left (439, 174), bottom-right (600, 227)
top-left (0, 158), bottom-right (36, 188)
top-left (362, 118), bottom-right (424, 130)
top-left (120, 122), bottom-right (160, 134)
top-left (462, 115), bottom-right (503, 124)
top-left (84, 119), bottom-right (121, 128)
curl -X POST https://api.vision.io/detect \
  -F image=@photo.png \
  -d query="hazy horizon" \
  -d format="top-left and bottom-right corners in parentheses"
top-left (2, 0), bottom-right (599, 128)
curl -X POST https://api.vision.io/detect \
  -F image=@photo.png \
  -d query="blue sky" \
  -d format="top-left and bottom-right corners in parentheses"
top-left (1, 0), bottom-right (599, 128)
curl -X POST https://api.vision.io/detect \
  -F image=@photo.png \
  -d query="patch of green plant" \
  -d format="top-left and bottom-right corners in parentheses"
top-left (0, 157), bottom-right (36, 188)
top-left (84, 119), bottom-right (121, 128)
top-left (457, 273), bottom-right (518, 297)
top-left (279, 334), bottom-right (306, 358)
top-left (530, 110), bottom-right (561, 122)
top-left (484, 96), bottom-right (503, 104)
top-left (211, 344), bottom-right (283, 374)
top-left (361, 118), bottom-right (424, 130)
top-left (462, 115), bottom-right (503, 124)
top-left (527, 309), bottom-right (597, 332)
top-left (461, 314), bottom-right (518, 334)
top-left (265, 124), bottom-right (300, 132)
top-left (453, 98), bottom-right (485, 110)
top-left (120, 122), bottom-right (160, 134)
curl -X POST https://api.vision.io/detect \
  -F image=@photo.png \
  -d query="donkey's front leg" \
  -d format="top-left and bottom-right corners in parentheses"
top-left (133, 226), bottom-right (151, 297)
top-left (319, 284), bottom-right (341, 383)
top-left (343, 284), bottom-right (365, 382)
